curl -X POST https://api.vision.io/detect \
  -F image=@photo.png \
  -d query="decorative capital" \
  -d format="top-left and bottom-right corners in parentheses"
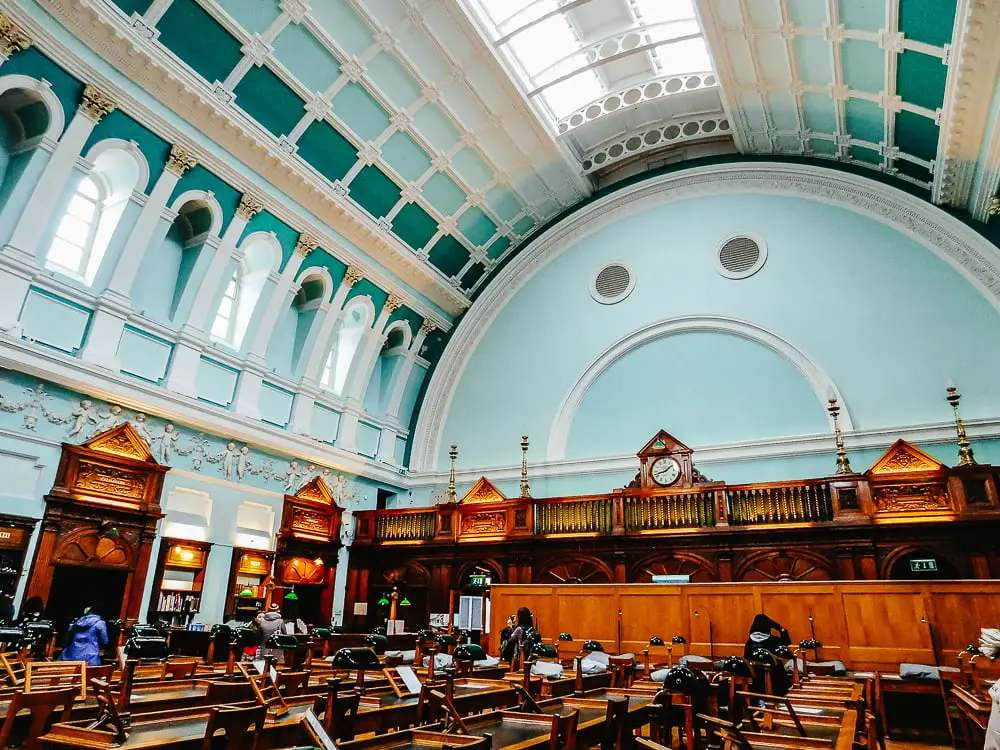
top-left (988, 196), bottom-right (1000, 217)
top-left (166, 145), bottom-right (197, 176)
top-left (237, 193), bottom-right (264, 220)
top-left (294, 235), bottom-right (319, 258)
top-left (383, 293), bottom-right (402, 315)
top-left (343, 265), bottom-right (363, 288)
top-left (0, 13), bottom-right (31, 59)
top-left (419, 319), bottom-right (436, 336)
top-left (79, 84), bottom-right (116, 122)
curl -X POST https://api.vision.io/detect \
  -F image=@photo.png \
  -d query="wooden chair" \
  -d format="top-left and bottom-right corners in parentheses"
top-left (276, 669), bottom-right (311, 696)
top-left (25, 660), bottom-right (86, 698)
top-left (323, 683), bottom-right (361, 741)
top-left (610, 655), bottom-right (635, 688)
top-left (238, 662), bottom-right (290, 718)
top-left (87, 663), bottom-right (114, 684)
top-left (427, 688), bottom-right (470, 734)
top-left (86, 677), bottom-right (130, 745)
top-left (161, 658), bottom-right (199, 680)
top-left (693, 715), bottom-right (753, 750)
top-left (549, 709), bottom-right (579, 750)
top-left (0, 686), bottom-right (76, 750)
top-left (201, 703), bottom-right (267, 750)
top-left (602, 696), bottom-right (629, 750)
top-left (0, 651), bottom-right (26, 687)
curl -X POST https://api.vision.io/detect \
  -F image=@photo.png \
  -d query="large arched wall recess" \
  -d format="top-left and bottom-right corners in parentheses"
top-left (547, 316), bottom-right (849, 462)
top-left (412, 163), bottom-right (1000, 472)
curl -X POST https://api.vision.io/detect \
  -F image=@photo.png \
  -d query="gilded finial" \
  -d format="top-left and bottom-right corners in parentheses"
top-left (343, 265), bottom-right (364, 287)
top-left (447, 443), bottom-right (458, 503)
top-left (237, 194), bottom-right (264, 220)
top-left (826, 399), bottom-right (853, 475)
top-left (946, 384), bottom-right (976, 466)
top-left (79, 84), bottom-right (116, 123)
top-left (294, 235), bottom-right (318, 257)
top-left (165, 145), bottom-right (197, 176)
top-left (520, 434), bottom-right (531, 498)
top-left (0, 13), bottom-right (31, 59)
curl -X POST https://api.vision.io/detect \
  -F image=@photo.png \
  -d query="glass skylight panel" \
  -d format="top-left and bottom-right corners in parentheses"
top-left (631, 0), bottom-right (696, 25)
top-left (652, 36), bottom-right (712, 75)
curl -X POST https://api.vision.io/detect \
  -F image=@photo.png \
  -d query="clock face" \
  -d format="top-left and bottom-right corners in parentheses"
top-left (651, 456), bottom-right (681, 486)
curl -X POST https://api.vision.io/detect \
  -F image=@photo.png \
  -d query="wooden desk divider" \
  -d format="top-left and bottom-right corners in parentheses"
top-left (86, 677), bottom-right (130, 745)
top-left (574, 657), bottom-right (584, 696)
top-left (428, 688), bottom-right (469, 734)
top-left (0, 650), bottom-right (25, 686)
top-left (239, 659), bottom-right (290, 719)
top-left (25, 660), bottom-right (86, 698)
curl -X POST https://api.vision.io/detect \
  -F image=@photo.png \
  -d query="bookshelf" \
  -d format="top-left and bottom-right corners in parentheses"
top-left (0, 515), bottom-right (34, 619)
top-left (224, 548), bottom-right (275, 622)
top-left (147, 539), bottom-right (212, 627)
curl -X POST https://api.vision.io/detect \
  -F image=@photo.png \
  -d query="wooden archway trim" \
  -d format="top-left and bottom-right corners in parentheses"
top-left (878, 544), bottom-right (963, 579)
top-left (534, 554), bottom-right (614, 584)
top-left (629, 551), bottom-right (718, 583)
top-left (735, 548), bottom-right (834, 582)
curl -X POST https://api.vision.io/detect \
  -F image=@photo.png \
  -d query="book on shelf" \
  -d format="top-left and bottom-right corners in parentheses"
top-left (157, 591), bottom-right (201, 613)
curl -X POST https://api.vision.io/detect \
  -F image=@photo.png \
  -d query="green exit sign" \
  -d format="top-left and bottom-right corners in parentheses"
top-left (468, 575), bottom-right (491, 587)
top-left (910, 559), bottom-right (938, 572)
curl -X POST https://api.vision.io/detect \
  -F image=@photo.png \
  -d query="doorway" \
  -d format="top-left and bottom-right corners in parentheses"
top-left (47, 566), bottom-right (129, 643)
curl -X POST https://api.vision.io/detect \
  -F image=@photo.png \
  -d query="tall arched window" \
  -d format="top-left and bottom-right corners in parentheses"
top-left (211, 267), bottom-right (241, 342)
top-left (46, 175), bottom-right (102, 277)
top-left (321, 304), bottom-right (369, 396)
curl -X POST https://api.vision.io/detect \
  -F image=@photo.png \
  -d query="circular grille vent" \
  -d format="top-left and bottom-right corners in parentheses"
top-left (715, 235), bottom-right (767, 279)
top-left (590, 262), bottom-right (635, 304)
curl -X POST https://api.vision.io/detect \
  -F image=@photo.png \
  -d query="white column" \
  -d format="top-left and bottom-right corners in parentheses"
top-left (331, 509), bottom-right (355, 627)
top-left (232, 235), bottom-right (315, 419)
top-left (384, 322), bottom-right (434, 420)
top-left (79, 145), bottom-right (196, 368)
top-left (0, 86), bottom-right (114, 334)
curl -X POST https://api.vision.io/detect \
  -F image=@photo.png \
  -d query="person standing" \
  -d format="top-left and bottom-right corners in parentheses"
top-left (60, 605), bottom-right (108, 666)
top-left (257, 603), bottom-right (285, 664)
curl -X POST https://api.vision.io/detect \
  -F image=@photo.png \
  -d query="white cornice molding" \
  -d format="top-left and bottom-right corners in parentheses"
top-left (411, 161), bottom-right (1000, 471)
top-left (407, 415), bottom-right (1000, 489)
top-left (8, 0), bottom-right (463, 325)
top-left (546, 315), bottom-right (851, 462)
top-left (0, 336), bottom-right (410, 488)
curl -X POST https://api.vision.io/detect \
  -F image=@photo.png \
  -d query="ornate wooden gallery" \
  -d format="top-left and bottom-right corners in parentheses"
top-left (346, 417), bottom-right (1000, 632)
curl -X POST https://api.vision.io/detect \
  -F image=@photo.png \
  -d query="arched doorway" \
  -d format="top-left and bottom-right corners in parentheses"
top-left (885, 549), bottom-right (959, 580)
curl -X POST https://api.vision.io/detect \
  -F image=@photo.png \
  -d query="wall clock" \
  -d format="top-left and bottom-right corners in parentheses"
top-left (650, 456), bottom-right (681, 486)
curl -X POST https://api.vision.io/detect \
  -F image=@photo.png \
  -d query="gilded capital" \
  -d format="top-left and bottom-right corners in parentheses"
top-left (166, 145), bottom-right (197, 176)
top-left (237, 193), bottom-right (264, 220)
top-left (383, 292), bottom-right (402, 315)
top-left (343, 265), bottom-right (363, 288)
top-left (0, 13), bottom-right (30, 59)
top-left (79, 84), bottom-right (116, 122)
top-left (419, 320), bottom-right (436, 336)
top-left (294, 235), bottom-right (318, 258)
top-left (989, 196), bottom-right (1000, 217)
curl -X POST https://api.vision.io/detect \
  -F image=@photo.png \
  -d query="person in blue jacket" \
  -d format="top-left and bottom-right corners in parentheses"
top-left (59, 605), bottom-right (108, 666)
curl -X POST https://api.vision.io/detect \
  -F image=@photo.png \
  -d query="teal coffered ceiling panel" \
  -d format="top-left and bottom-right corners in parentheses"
top-left (457, 207), bottom-right (497, 248)
top-left (297, 119), bottom-right (358, 183)
top-left (393, 202), bottom-right (439, 251)
top-left (486, 186), bottom-right (523, 223)
top-left (366, 53), bottom-right (423, 109)
top-left (849, 145), bottom-right (881, 164)
top-left (899, 0), bottom-right (957, 47)
top-left (381, 132), bottom-right (433, 182)
top-left (411, 104), bottom-right (461, 153)
top-left (422, 172), bottom-right (467, 217)
top-left (838, 0), bottom-right (884, 32)
top-left (895, 110), bottom-right (939, 162)
top-left (844, 98), bottom-right (884, 144)
top-left (214, 0), bottom-right (281, 35)
top-left (787, 0), bottom-right (828, 27)
top-left (110, 0), bottom-right (153, 16)
top-left (841, 40), bottom-right (884, 94)
top-left (802, 93), bottom-right (837, 132)
top-left (795, 36), bottom-right (832, 87)
top-left (486, 236), bottom-right (511, 261)
top-left (460, 263), bottom-right (486, 291)
top-left (157, 0), bottom-right (243, 84)
top-left (513, 216), bottom-right (536, 236)
top-left (332, 84), bottom-right (391, 142)
top-left (234, 65), bottom-right (305, 139)
top-left (351, 165), bottom-right (402, 220)
top-left (428, 236), bottom-right (470, 278)
top-left (310, 0), bottom-right (373, 57)
top-left (271, 22), bottom-right (342, 93)
top-left (897, 51), bottom-right (947, 111)
top-left (451, 148), bottom-right (493, 192)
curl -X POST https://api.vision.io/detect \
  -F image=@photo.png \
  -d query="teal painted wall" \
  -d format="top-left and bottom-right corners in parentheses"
top-left (439, 193), bottom-right (1000, 474)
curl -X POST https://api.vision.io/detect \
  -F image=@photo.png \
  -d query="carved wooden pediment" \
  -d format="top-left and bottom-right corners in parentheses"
top-left (868, 440), bottom-right (945, 476)
top-left (637, 430), bottom-right (692, 458)
top-left (294, 477), bottom-right (334, 506)
top-left (84, 423), bottom-right (156, 463)
top-left (461, 477), bottom-right (506, 504)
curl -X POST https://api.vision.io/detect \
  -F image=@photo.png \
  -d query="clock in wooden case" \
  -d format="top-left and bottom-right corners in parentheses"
top-left (636, 430), bottom-right (697, 490)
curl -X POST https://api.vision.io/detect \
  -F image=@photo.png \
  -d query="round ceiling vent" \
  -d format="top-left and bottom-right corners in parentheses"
top-left (716, 235), bottom-right (767, 279)
top-left (590, 261), bottom-right (635, 304)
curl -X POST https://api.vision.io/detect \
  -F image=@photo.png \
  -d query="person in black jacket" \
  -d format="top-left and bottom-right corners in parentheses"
top-left (744, 614), bottom-right (792, 695)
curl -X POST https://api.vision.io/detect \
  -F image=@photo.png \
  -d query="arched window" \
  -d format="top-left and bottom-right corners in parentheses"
top-left (211, 267), bottom-right (241, 342)
top-left (321, 304), bottom-right (369, 396)
top-left (46, 175), bottom-right (102, 277)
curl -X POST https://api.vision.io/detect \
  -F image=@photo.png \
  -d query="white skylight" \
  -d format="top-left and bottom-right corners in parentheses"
top-left (467, 0), bottom-right (713, 123)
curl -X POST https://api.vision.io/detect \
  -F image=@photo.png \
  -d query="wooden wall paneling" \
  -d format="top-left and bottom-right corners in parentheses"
top-left (758, 585), bottom-right (848, 663)
top-left (926, 588), bottom-right (1000, 664)
top-left (686, 588), bottom-right (757, 658)
top-left (838, 587), bottom-right (931, 668)
top-left (620, 587), bottom-right (685, 655)
top-left (557, 588), bottom-right (618, 648)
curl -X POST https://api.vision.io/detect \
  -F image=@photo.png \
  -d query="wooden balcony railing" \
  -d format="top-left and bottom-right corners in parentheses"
top-left (535, 497), bottom-right (613, 535)
top-left (623, 490), bottom-right (717, 531)
top-left (374, 509), bottom-right (436, 542)
top-left (726, 481), bottom-right (833, 525)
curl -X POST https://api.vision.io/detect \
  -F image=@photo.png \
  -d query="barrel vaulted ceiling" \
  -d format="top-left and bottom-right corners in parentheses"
top-left (22, 0), bottom-right (1000, 316)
